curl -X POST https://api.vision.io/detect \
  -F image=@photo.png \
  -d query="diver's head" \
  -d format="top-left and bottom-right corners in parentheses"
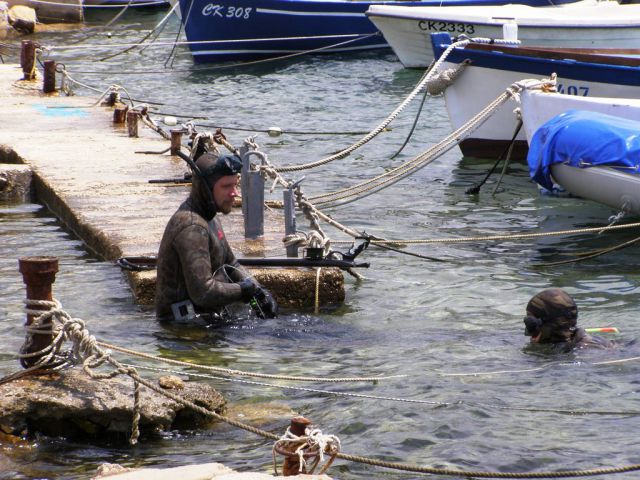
top-left (524, 288), bottom-right (578, 344)
top-left (192, 152), bottom-right (242, 217)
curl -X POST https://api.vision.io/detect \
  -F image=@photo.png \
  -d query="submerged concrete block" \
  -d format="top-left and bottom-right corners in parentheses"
top-left (0, 368), bottom-right (225, 440)
top-left (125, 267), bottom-right (345, 310)
top-left (0, 163), bottom-right (31, 200)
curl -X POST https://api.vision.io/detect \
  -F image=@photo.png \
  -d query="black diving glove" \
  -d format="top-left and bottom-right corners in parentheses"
top-left (238, 278), bottom-right (258, 302)
top-left (251, 286), bottom-right (279, 319)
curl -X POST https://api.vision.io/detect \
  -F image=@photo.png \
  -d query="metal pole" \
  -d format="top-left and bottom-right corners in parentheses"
top-left (18, 256), bottom-right (59, 368)
top-left (42, 60), bottom-right (56, 93)
top-left (170, 129), bottom-right (183, 156)
top-left (283, 188), bottom-right (298, 257)
top-left (239, 143), bottom-right (249, 221)
top-left (127, 110), bottom-right (138, 137)
top-left (113, 105), bottom-right (128, 124)
top-left (241, 150), bottom-right (265, 239)
top-left (20, 40), bottom-right (36, 81)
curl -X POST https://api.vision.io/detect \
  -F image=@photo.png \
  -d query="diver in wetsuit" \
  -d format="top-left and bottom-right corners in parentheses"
top-left (523, 288), bottom-right (612, 351)
top-left (155, 152), bottom-right (278, 323)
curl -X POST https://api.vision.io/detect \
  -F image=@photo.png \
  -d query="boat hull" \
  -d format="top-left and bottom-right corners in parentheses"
top-left (521, 90), bottom-right (640, 214)
top-left (176, 0), bottom-right (579, 63)
top-left (368, 1), bottom-right (640, 68)
top-left (550, 163), bottom-right (640, 215)
top-left (430, 36), bottom-right (640, 159)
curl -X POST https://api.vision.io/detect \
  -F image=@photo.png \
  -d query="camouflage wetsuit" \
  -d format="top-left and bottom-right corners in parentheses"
top-left (155, 169), bottom-right (251, 322)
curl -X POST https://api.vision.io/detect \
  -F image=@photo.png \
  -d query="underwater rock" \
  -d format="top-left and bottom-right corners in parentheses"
top-left (92, 462), bottom-right (333, 479)
top-left (8, 5), bottom-right (35, 34)
top-left (0, 367), bottom-right (225, 441)
top-left (0, 164), bottom-right (31, 201)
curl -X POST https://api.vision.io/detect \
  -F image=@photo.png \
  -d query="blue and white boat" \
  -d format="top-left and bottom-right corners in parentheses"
top-left (429, 32), bottom-right (640, 159)
top-left (368, 0), bottom-right (640, 68)
top-left (173, 0), bottom-right (579, 64)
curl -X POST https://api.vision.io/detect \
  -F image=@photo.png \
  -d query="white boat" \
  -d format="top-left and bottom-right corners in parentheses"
top-left (367, 0), bottom-right (640, 68)
top-left (428, 33), bottom-right (640, 159)
top-left (521, 90), bottom-right (640, 215)
top-left (520, 89), bottom-right (640, 143)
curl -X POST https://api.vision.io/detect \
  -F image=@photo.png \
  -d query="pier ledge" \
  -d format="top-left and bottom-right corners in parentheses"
top-left (0, 64), bottom-right (344, 309)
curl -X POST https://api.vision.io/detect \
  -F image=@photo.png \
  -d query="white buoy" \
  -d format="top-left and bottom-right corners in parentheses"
top-left (502, 22), bottom-right (518, 42)
top-left (163, 116), bottom-right (178, 126)
top-left (267, 126), bottom-right (283, 137)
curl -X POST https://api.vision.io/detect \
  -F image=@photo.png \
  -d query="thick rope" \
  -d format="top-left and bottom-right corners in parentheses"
top-left (309, 86), bottom-right (516, 206)
top-left (128, 363), bottom-right (640, 417)
top-left (272, 39), bottom-right (472, 174)
top-left (96, 341), bottom-right (404, 383)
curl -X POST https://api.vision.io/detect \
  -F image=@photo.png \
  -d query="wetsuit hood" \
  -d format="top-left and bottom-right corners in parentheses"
top-left (189, 152), bottom-right (242, 221)
top-left (524, 288), bottom-right (578, 343)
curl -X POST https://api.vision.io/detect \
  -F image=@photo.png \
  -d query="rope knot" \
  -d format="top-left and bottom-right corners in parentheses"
top-left (273, 424), bottom-right (341, 475)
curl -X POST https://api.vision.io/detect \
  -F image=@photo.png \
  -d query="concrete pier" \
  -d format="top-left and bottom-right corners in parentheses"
top-left (0, 64), bottom-right (344, 309)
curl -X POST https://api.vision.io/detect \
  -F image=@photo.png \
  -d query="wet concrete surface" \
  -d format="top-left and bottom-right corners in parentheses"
top-left (0, 64), bottom-right (343, 307)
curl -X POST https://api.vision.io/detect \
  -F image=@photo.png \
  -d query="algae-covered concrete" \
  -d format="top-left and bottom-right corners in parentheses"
top-left (0, 64), bottom-right (344, 308)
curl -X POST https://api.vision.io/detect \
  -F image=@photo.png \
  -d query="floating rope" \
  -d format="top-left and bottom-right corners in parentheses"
top-left (128, 363), bottom-right (640, 417)
top-left (329, 221), bottom-right (640, 247)
top-left (96, 341), bottom-right (403, 383)
top-left (271, 39), bottom-right (472, 174)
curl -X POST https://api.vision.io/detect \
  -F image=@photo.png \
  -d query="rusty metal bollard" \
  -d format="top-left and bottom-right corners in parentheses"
top-left (170, 129), bottom-right (183, 155)
top-left (281, 416), bottom-right (313, 476)
top-left (20, 40), bottom-right (37, 81)
top-left (127, 110), bottom-right (139, 137)
top-left (113, 104), bottom-right (128, 124)
top-left (43, 60), bottom-right (56, 93)
top-left (18, 256), bottom-right (59, 368)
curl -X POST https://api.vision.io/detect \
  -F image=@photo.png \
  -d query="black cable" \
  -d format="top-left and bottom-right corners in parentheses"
top-left (465, 119), bottom-right (523, 195)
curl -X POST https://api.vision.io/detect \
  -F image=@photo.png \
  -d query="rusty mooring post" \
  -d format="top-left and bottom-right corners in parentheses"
top-left (170, 129), bottom-right (183, 155)
top-left (127, 110), bottom-right (139, 137)
top-left (18, 256), bottom-right (59, 368)
top-left (20, 40), bottom-right (37, 81)
top-left (282, 416), bottom-right (312, 476)
top-left (43, 60), bottom-right (56, 93)
top-left (113, 104), bottom-right (128, 124)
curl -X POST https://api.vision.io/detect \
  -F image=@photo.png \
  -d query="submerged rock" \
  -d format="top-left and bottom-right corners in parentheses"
top-left (0, 367), bottom-right (225, 441)
top-left (92, 462), bottom-right (333, 480)
top-left (8, 5), bottom-right (36, 34)
top-left (0, 163), bottom-right (32, 201)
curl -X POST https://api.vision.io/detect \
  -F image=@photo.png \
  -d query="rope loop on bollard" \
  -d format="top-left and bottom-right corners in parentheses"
top-left (272, 425), bottom-right (341, 476)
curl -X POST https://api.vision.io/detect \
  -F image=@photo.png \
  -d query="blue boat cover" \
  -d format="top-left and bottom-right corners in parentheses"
top-left (527, 109), bottom-right (640, 191)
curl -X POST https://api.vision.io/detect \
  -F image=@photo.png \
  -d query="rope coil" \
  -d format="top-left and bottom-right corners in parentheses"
top-left (272, 425), bottom-right (340, 475)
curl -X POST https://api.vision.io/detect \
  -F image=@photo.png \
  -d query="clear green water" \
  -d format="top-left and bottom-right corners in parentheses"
top-left (0, 8), bottom-right (639, 480)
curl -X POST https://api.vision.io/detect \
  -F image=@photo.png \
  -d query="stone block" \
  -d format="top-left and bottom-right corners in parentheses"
top-left (0, 163), bottom-right (31, 200)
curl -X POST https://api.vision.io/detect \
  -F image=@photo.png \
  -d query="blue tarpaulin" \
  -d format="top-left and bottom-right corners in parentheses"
top-left (527, 109), bottom-right (640, 191)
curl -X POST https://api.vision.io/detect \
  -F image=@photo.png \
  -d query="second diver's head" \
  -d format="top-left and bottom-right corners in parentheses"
top-left (524, 288), bottom-right (578, 344)
top-left (191, 152), bottom-right (242, 219)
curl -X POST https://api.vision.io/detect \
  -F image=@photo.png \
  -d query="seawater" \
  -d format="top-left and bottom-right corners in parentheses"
top-left (1, 8), bottom-right (639, 479)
